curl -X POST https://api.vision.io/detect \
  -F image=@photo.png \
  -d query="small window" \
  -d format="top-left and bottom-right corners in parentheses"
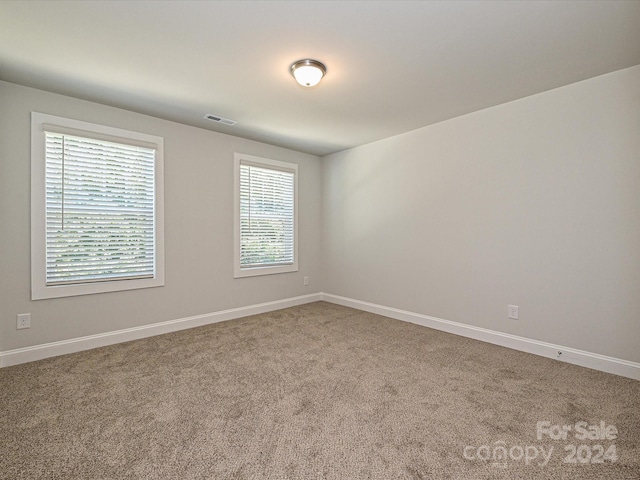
top-left (234, 153), bottom-right (298, 278)
top-left (31, 112), bottom-right (164, 299)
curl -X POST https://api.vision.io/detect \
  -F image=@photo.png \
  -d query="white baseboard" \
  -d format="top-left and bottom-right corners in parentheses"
top-left (321, 293), bottom-right (640, 381)
top-left (0, 293), bottom-right (322, 368)
top-left (3, 292), bottom-right (638, 381)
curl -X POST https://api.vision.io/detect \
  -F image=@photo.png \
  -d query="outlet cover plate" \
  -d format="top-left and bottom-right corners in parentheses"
top-left (17, 313), bottom-right (31, 329)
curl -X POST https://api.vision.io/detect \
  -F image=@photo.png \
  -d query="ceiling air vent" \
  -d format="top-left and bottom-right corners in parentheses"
top-left (204, 114), bottom-right (236, 126)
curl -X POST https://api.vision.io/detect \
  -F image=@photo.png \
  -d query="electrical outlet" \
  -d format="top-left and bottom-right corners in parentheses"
top-left (303, 276), bottom-right (309, 286)
top-left (508, 305), bottom-right (519, 320)
top-left (17, 313), bottom-right (31, 329)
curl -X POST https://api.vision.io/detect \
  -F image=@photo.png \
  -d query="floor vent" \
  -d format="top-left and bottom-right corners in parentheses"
top-left (204, 114), bottom-right (236, 126)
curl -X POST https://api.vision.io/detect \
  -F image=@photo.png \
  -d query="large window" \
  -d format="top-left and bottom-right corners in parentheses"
top-left (31, 112), bottom-right (164, 299)
top-left (234, 153), bottom-right (298, 278)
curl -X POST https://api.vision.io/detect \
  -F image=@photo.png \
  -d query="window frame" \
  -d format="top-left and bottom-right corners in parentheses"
top-left (31, 112), bottom-right (165, 300)
top-left (233, 153), bottom-right (298, 278)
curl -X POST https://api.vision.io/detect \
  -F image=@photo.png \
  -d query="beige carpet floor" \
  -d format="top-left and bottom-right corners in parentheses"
top-left (1, 301), bottom-right (638, 479)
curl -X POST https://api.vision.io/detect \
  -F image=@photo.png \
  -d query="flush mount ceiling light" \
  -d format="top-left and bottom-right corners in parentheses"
top-left (290, 59), bottom-right (326, 87)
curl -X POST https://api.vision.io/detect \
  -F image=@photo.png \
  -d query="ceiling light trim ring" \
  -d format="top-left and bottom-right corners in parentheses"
top-left (290, 59), bottom-right (326, 87)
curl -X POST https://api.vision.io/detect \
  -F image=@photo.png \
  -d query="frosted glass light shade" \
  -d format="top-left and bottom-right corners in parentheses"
top-left (290, 59), bottom-right (326, 87)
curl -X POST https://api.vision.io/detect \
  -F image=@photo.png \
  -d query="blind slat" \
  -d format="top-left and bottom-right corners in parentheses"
top-left (45, 131), bottom-right (157, 285)
top-left (239, 162), bottom-right (295, 268)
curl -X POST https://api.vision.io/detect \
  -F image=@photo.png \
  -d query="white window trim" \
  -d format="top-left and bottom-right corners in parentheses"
top-left (31, 112), bottom-right (165, 300)
top-left (234, 153), bottom-right (298, 278)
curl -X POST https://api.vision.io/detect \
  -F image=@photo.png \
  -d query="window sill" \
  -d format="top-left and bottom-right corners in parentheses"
top-left (31, 276), bottom-right (164, 300)
top-left (234, 263), bottom-right (298, 278)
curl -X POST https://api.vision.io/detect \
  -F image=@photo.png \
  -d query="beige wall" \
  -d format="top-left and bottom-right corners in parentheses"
top-left (0, 81), bottom-right (323, 351)
top-left (3, 65), bottom-right (639, 364)
top-left (322, 66), bottom-right (640, 363)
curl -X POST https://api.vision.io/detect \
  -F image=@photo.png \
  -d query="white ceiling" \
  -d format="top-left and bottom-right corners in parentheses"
top-left (1, 1), bottom-right (639, 156)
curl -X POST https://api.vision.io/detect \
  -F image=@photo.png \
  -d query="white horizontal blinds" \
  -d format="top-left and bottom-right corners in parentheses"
top-left (45, 132), bottom-right (156, 285)
top-left (239, 162), bottom-right (295, 268)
